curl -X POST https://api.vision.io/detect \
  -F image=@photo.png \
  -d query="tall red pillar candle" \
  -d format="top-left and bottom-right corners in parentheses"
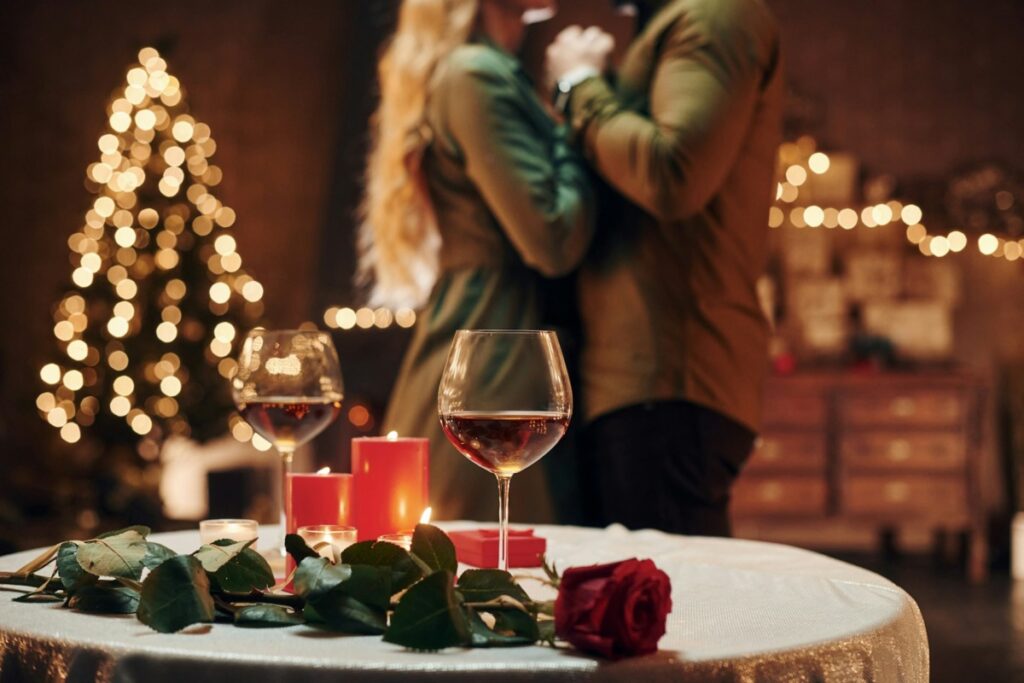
top-left (351, 435), bottom-right (429, 542)
top-left (286, 471), bottom-right (353, 533)
top-left (284, 471), bottom-right (353, 581)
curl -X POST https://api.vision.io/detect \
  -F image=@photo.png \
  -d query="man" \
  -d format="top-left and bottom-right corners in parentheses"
top-left (546, 0), bottom-right (782, 535)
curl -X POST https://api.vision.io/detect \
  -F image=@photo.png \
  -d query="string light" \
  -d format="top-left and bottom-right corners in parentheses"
top-left (768, 138), bottom-right (1004, 261)
top-left (321, 305), bottom-right (419, 331)
top-left (35, 46), bottom-right (263, 447)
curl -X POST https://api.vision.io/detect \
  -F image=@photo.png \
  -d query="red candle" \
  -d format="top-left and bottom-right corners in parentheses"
top-left (351, 434), bottom-right (429, 542)
top-left (286, 470), bottom-right (353, 533)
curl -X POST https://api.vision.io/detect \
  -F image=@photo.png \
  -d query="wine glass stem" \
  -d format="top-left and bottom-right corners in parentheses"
top-left (278, 448), bottom-right (295, 557)
top-left (496, 474), bottom-right (512, 572)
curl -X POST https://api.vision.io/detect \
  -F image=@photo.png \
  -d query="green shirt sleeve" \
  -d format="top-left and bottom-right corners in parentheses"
top-left (439, 51), bottom-right (594, 277)
top-left (568, 10), bottom-right (774, 222)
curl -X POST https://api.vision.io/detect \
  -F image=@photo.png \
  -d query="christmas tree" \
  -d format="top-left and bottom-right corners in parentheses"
top-left (35, 46), bottom-right (267, 507)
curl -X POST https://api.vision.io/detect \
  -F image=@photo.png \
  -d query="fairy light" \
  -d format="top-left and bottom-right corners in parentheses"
top-left (978, 234), bottom-right (999, 255)
top-left (807, 152), bottom-right (830, 174)
top-left (36, 46), bottom-right (263, 447)
top-left (322, 305), bottom-right (417, 331)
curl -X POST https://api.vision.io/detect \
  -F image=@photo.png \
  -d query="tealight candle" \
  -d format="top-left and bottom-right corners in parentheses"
top-left (297, 525), bottom-right (358, 563)
top-left (199, 519), bottom-right (259, 546)
top-left (377, 532), bottom-right (413, 551)
top-left (352, 432), bottom-right (429, 542)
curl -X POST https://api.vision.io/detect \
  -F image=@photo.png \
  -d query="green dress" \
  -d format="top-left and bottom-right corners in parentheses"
top-left (382, 41), bottom-right (594, 523)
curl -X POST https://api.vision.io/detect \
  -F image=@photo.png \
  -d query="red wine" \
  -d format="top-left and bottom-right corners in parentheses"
top-left (439, 411), bottom-right (569, 476)
top-left (240, 398), bottom-right (341, 450)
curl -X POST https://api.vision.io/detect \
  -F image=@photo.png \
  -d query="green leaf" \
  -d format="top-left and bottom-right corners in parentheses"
top-left (410, 524), bottom-right (457, 575)
top-left (136, 555), bottom-right (215, 633)
top-left (213, 548), bottom-right (275, 593)
top-left (457, 569), bottom-right (531, 605)
top-left (341, 541), bottom-right (423, 593)
top-left (69, 585), bottom-right (140, 614)
top-left (193, 540), bottom-right (253, 573)
top-left (303, 601), bottom-right (325, 623)
top-left (98, 525), bottom-right (151, 540)
top-left (285, 534), bottom-right (318, 565)
top-left (76, 528), bottom-right (148, 579)
top-left (143, 543), bottom-right (177, 570)
top-left (310, 590), bottom-right (387, 634)
top-left (297, 559), bottom-right (391, 634)
top-left (234, 604), bottom-right (304, 628)
top-left (384, 570), bottom-right (469, 650)
top-left (465, 608), bottom-right (536, 647)
top-left (293, 557), bottom-right (351, 600)
top-left (492, 608), bottom-right (539, 641)
top-left (57, 542), bottom-right (96, 594)
top-left (12, 592), bottom-right (64, 604)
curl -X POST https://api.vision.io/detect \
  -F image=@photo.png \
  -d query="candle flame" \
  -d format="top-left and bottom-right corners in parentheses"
top-left (419, 507), bottom-right (432, 524)
top-left (386, 430), bottom-right (399, 441)
top-left (316, 467), bottom-right (331, 475)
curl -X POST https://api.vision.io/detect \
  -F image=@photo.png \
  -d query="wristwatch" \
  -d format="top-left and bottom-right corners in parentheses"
top-left (553, 66), bottom-right (600, 117)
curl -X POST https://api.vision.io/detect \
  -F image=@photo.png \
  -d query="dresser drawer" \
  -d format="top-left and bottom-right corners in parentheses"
top-left (839, 389), bottom-right (966, 427)
top-left (842, 475), bottom-right (967, 518)
top-left (762, 390), bottom-right (828, 428)
top-left (732, 476), bottom-right (827, 516)
top-left (748, 433), bottom-right (827, 473)
top-left (840, 432), bottom-right (966, 472)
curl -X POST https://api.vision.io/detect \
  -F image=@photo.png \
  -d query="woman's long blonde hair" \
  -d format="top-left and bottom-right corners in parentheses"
top-left (358, 0), bottom-right (479, 310)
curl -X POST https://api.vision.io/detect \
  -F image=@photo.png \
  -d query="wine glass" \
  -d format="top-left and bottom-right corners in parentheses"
top-left (438, 330), bottom-right (571, 571)
top-left (232, 329), bottom-right (343, 555)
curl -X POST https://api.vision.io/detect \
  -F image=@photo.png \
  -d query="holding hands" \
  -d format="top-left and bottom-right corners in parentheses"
top-left (546, 25), bottom-right (615, 89)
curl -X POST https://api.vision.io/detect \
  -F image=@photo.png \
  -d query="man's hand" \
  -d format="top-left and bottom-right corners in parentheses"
top-left (546, 25), bottom-right (615, 84)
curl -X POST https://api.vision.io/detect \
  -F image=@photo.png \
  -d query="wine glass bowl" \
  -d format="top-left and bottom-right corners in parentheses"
top-left (438, 330), bottom-right (571, 570)
top-left (232, 329), bottom-right (343, 555)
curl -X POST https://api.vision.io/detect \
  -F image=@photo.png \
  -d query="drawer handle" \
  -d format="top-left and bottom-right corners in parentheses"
top-left (891, 397), bottom-right (916, 417)
top-left (888, 439), bottom-right (911, 462)
top-left (759, 482), bottom-right (783, 502)
top-left (884, 482), bottom-right (910, 503)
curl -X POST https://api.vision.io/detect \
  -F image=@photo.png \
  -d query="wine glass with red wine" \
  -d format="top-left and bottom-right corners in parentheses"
top-left (438, 330), bottom-right (571, 571)
top-left (232, 329), bottom-right (343, 555)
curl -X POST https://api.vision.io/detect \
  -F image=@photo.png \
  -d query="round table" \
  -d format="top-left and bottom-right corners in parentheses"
top-left (0, 523), bottom-right (928, 682)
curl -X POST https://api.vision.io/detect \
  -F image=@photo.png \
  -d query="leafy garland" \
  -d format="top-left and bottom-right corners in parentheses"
top-left (0, 524), bottom-right (561, 649)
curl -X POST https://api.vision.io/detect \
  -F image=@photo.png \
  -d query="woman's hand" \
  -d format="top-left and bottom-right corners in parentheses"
top-left (546, 25), bottom-right (615, 84)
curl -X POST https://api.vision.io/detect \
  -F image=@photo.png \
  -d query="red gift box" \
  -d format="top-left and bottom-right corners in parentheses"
top-left (449, 529), bottom-right (546, 568)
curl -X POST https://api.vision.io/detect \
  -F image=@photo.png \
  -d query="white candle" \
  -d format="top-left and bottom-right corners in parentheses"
top-left (377, 532), bottom-right (413, 551)
top-left (199, 518), bottom-right (259, 545)
top-left (297, 524), bottom-right (357, 563)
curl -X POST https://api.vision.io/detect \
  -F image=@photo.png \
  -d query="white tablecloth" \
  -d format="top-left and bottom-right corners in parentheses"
top-left (0, 523), bottom-right (928, 682)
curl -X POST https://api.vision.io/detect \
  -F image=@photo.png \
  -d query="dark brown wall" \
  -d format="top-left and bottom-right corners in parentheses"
top-left (771, 0), bottom-right (1024, 178)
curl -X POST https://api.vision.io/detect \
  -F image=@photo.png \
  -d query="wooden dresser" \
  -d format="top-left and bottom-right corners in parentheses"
top-left (733, 372), bottom-right (988, 581)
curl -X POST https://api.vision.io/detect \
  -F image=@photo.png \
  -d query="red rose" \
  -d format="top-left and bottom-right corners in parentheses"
top-left (553, 558), bottom-right (672, 658)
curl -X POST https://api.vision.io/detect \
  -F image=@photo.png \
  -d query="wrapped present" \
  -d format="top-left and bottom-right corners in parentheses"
top-left (449, 528), bottom-right (546, 568)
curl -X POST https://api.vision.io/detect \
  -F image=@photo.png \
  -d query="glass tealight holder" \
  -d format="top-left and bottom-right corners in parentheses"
top-left (377, 532), bottom-right (413, 551)
top-left (298, 524), bottom-right (357, 563)
top-left (199, 519), bottom-right (259, 546)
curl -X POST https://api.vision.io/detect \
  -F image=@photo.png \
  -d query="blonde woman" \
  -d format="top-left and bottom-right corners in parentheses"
top-left (360, 0), bottom-right (595, 522)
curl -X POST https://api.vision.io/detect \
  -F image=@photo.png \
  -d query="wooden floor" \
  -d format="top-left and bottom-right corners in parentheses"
top-left (830, 551), bottom-right (1024, 682)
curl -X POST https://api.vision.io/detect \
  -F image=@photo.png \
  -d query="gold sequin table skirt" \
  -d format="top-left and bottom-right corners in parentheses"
top-left (0, 523), bottom-right (928, 682)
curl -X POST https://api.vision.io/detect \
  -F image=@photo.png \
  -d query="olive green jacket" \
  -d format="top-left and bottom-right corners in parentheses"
top-left (568, 0), bottom-right (782, 432)
top-left (383, 42), bottom-right (594, 522)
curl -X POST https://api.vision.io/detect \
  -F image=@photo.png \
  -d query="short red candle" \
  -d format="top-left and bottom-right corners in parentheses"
top-left (351, 436), bottom-right (429, 542)
top-left (286, 472), bottom-right (352, 533)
